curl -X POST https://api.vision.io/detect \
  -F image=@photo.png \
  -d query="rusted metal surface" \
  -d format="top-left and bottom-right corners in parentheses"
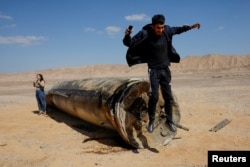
top-left (46, 78), bottom-right (181, 148)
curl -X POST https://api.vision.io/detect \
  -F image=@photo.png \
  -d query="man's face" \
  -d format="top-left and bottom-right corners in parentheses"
top-left (152, 23), bottom-right (164, 36)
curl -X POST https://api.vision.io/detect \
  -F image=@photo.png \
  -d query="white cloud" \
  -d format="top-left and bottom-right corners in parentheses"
top-left (0, 24), bottom-right (16, 29)
top-left (0, 36), bottom-right (47, 46)
top-left (84, 27), bottom-right (103, 34)
top-left (218, 26), bottom-right (225, 31)
top-left (0, 13), bottom-right (12, 20)
top-left (84, 27), bottom-right (96, 32)
top-left (84, 26), bottom-right (120, 36)
top-left (125, 14), bottom-right (150, 21)
top-left (105, 26), bottom-right (121, 36)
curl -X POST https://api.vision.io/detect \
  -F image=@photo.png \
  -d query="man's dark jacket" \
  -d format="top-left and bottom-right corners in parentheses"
top-left (123, 24), bottom-right (191, 67)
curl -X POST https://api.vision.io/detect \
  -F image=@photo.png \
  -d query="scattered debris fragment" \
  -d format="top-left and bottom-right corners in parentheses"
top-left (176, 123), bottom-right (189, 131)
top-left (209, 119), bottom-right (231, 132)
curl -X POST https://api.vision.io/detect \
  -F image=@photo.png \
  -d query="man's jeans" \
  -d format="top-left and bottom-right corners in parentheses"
top-left (148, 67), bottom-right (173, 122)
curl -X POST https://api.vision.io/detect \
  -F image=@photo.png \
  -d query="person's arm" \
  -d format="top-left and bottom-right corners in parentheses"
top-left (189, 23), bottom-right (201, 29)
top-left (123, 27), bottom-right (132, 47)
top-left (167, 23), bottom-right (201, 35)
top-left (123, 35), bottom-right (131, 47)
top-left (123, 30), bottom-right (148, 48)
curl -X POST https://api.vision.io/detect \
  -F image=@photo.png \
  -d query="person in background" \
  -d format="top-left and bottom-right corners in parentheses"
top-left (123, 14), bottom-right (200, 133)
top-left (33, 74), bottom-right (47, 115)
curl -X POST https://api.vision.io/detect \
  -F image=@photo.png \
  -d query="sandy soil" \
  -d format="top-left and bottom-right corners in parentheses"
top-left (0, 55), bottom-right (249, 167)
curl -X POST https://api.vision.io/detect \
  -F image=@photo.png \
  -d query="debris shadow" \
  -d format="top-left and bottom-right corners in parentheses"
top-left (33, 106), bottom-right (133, 153)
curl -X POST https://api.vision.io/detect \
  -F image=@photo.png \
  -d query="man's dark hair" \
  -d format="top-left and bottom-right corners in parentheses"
top-left (152, 14), bottom-right (165, 25)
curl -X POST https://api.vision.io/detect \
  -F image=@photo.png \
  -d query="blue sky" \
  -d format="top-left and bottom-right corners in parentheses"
top-left (0, 0), bottom-right (249, 73)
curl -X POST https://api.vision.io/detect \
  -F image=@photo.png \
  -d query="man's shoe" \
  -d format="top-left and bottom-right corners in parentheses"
top-left (147, 121), bottom-right (154, 133)
top-left (167, 122), bottom-right (177, 132)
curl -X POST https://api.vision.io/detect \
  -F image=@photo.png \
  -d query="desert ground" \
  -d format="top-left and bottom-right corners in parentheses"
top-left (0, 55), bottom-right (249, 167)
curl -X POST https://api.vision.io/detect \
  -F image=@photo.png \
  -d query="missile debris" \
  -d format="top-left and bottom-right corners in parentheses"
top-left (46, 78), bottom-right (181, 148)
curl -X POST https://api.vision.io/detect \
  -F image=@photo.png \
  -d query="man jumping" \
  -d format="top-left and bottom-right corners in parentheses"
top-left (123, 14), bottom-right (200, 133)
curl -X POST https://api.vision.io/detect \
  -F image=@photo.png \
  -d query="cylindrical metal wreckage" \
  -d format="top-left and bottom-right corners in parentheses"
top-left (46, 78), bottom-right (181, 149)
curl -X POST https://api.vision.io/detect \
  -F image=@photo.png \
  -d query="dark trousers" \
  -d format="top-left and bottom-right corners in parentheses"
top-left (148, 68), bottom-right (173, 123)
top-left (36, 89), bottom-right (47, 112)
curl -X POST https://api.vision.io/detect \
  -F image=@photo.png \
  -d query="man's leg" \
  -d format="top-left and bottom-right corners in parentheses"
top-left (148, 69), bottom-right (160, 133)
top-left (160, 68), bottom-right (176, 132)
top-left (162, 88), bottom-right (176, 132)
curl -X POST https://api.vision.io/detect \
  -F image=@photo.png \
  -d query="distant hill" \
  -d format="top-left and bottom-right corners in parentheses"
top-left (0, 55), bottom-right (249, 82)
top-left (171, 54), bottom-right (250, 72)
